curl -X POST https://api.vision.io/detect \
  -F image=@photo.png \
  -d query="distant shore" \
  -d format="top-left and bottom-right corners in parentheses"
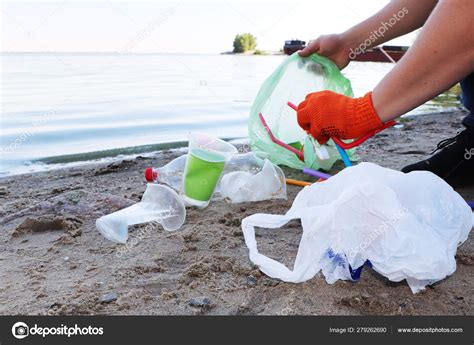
top-left (220, 50), bottom-right (284, 56)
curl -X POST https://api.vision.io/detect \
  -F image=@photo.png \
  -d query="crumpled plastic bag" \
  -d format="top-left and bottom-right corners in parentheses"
top-left (220, 159), bottom-right (287, 203)
top-left (241, 162), bottom-right (473, 293)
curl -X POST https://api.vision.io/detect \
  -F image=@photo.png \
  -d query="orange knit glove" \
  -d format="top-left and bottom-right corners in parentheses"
top-left (297, 91), bottom-right (383, 145)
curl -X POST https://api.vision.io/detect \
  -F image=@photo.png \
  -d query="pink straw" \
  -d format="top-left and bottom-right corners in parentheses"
top-left (259, 112), bottom-right (331, 180)
top-left (258, 112), bottom-right (304, 161)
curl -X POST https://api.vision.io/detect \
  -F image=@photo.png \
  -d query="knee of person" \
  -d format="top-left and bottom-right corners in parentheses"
top-left (460, 77), bottom-right (474, 111)
top-left (461, 92), bottom-right (473, 112)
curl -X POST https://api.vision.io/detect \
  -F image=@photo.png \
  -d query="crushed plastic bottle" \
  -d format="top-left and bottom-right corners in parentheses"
top-left (224, 152), bottom-right (267, 175)
top-left (145, 152), bottom-right (268, 190)
top-left (144, 154), bottom-right (187, 191)
top-left (96, 184), bottom-right (186, 243)
top-left (144, 152), bottom-right (286, 203)
top-left (220, 158), bottom-right (287, 203)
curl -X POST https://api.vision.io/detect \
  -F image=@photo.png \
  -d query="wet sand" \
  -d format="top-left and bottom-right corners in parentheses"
top-left (0, 110), bottom-right (473, 315)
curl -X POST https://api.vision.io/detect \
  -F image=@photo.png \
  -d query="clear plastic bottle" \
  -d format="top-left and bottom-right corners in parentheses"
top-left (144, 152), bottom-right (265, 190)
top-left (224, 152), bottom-right (265, 175)
top-left (144, 154), bottom-right (188, 190)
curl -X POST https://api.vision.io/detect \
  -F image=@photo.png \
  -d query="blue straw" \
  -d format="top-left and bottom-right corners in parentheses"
top-left (335, 144), bottom-right (352, 167)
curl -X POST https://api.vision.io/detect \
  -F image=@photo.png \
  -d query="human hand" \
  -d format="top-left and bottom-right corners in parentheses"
top-left (298, 34), bottom-right (351, 70)
top-left (297, 91), bottom-right (384, 144)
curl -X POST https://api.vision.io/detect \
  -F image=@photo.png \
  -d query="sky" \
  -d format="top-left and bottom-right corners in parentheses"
top-left (1, 0), bottom-right (416, 54)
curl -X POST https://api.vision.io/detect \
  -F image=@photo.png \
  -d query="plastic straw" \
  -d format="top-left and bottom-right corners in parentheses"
top-left (286, 178), bottom-right (312, 187)
top-left (258, 112), bottom-right (305, 160)
top-left (303, 168), bottom-right (332, 180)
top-left (335, 144), bottom-right (352, 167)
top-left (287, 101), bottom-right (298, 111)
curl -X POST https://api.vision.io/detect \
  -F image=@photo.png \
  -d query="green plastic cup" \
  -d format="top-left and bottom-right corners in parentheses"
top-left (181, 133), bottom-right (237, 208)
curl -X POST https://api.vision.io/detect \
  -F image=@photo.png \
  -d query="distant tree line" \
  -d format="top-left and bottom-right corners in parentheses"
top-left (233, 33), bottom-right (257, 53)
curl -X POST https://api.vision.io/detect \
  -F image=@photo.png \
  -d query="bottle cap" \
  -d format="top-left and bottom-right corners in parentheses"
top-left (144, 167), bottom-right (157, 182)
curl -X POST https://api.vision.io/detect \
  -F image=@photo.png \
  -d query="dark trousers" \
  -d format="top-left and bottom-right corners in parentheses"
top-left (461, 73), bottom-right (474, 128)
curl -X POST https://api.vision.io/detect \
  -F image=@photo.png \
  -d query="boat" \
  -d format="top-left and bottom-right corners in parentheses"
top-left (283, 40), bottom-right (306, 55)
top-left (353, 45), bottom-right (408, 63)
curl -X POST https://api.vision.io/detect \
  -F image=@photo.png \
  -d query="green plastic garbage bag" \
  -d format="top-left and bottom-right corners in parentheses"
top-left (248, 52), bottom-right (355, 171)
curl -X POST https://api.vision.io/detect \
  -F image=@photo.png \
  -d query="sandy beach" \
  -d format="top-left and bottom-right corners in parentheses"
top-left (1, 110), bottom-right (473, 316)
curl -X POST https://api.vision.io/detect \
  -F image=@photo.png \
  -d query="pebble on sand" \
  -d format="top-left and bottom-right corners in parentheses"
top-left (99, 292), bottom-right (118, 303)
top-left (188, 296), bottom-right (211, 308)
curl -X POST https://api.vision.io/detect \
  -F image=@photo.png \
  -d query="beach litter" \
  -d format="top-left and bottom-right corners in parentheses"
top-left (145, 149), bottom-right (288, 204)
top-left (241, 163), bottom-right (473, 293)
top-left (144, 154), bottom-right (187, 191)
top-left (286, 100), bottom-right (396, 168)
top-left (97, 135), bottom-right (289, 243)
top-left (249, 52), bottom-right (397, 181)
top-left (146, 152), bottom-right (270, 191)
top-left (258, 99), bottom-right (396, 178)
top-left (96, 184), bottom-right (186, 243)
top-left (248, 52), bottom-right (357, 172)
top-left (220, 158), bottom-right (286, 203)
top-left (285, 178), bottom-right (312, 187)
top-left (180, 133), bottom-right (237, 208)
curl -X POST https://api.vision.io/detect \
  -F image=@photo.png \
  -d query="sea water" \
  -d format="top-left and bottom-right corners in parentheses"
top-left (0, 53), bottom-right (460, 176)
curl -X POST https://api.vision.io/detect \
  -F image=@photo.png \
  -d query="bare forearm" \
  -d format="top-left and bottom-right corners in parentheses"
top-left (341, 0), bottom-right (438, 51)
top-left (373, 0), bottom-right (474, 121)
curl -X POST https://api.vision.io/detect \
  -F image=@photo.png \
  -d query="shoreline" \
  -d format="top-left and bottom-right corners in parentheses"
top-left (1, 110), bottom-right (473, 315)
top-left (1, 138), bottom-right (245, 178)
top-left (1, 109), bottom-right (463, 179)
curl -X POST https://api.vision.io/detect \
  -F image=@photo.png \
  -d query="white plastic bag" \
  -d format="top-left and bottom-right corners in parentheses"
top-left (220, 159), bottom-right (287, 203)
top-left (241, 163), bottom-right (473, 293)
